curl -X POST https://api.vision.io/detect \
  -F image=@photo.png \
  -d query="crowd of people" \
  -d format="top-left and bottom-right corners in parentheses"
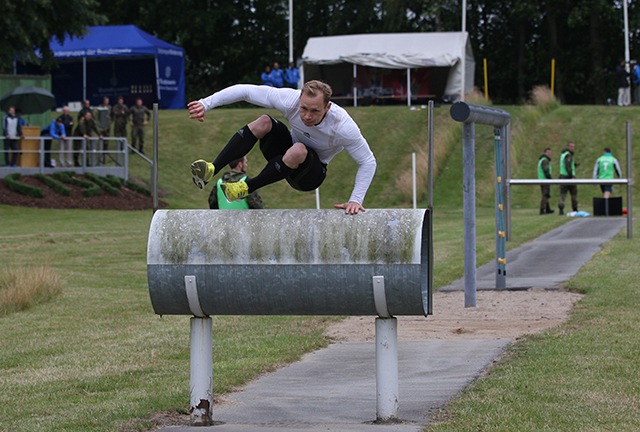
top-left (2, 96), bottom-right (151, 168)
top-left (260, 62), bottom-right (300, 89)
top-left (537, 142), bottom-right (622, 216)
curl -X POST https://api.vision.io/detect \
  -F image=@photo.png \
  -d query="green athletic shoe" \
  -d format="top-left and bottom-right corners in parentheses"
top-left (220, 180), bottom-right (249, 202)
top-left (191, 159), bottom-right (215, 189)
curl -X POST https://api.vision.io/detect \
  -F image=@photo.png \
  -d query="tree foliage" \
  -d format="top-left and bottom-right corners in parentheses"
top-left (0, 0), bottom-right (106, 70)
top-left (7, 0), bottom-right (640, 104)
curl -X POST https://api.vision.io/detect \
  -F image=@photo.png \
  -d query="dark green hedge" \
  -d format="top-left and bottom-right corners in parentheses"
top-left (34, 174), bottom-right (71, 196)
top-left (5, 173), bottom-right (44, 198)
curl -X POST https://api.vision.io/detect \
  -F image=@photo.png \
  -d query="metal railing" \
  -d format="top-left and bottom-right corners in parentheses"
top-left (0, 136), bottom-right (129, 180)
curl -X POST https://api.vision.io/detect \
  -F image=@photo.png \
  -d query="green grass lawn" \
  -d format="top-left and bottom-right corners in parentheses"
top-left (2, 102), bottom-right (640, 431)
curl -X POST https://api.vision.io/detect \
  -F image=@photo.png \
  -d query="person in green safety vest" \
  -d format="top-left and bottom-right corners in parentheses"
top-left (537, 147), bottom-right (554, 215)
top-left (558, 141), bottom-right (578, 215)
top-left (592, 147), bottom-right (622, 199)
top-left (208, 156), bottom-right (265, 209)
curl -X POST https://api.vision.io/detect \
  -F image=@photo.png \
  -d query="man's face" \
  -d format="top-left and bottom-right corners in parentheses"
top-left (299, 93), bottom-right (329, 127)
top-left (545, 149), bottom-right (552, 158)
top-left (568, 143), bottom-right (575, 152)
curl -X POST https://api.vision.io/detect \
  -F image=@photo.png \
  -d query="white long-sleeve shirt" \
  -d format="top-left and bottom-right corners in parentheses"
top-left (199, 85), bottom-right (377, 205)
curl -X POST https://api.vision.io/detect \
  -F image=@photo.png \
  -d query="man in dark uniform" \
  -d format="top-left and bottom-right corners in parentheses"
top-left (129, 98), bottom-right (150, 154)
top-left (111, 96), bottom-right (129, 164)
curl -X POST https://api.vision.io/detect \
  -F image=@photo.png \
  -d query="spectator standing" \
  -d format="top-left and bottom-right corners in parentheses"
top-left (633, 62), bottom-right (640, 104)
top-left (57, 106), bottom-right (74, 167)
top-left (77, 99), bottom-right (92, 121)
top-left (558, 141), bottom-right (578, 215)
top-left (2, 106), bottom-right (23, 167)
top-left (41, 117), bottom-right (66, 167)
top-left (269, 62), bottom-right (285, 88)
top-left (129, 98), bottom-right (150, 154)
top-left (94, 96), bottom-right (112, 165)
top-left (616, 59), bottom-right (631, 107)
top-left (208, 156), bottom-right (265, 209)
top-left (111, 96), bottom-right (129, 165)
top-left (284, 62), bottom-right (301, 89)
top-left (537, 147), bottom-right (554, 215)
top-left (592, 147), bottom-right (622, 199)
top-left (261, 66), bottom-right (273, 86)
top-left (73, 111), bottom-right (101, 167)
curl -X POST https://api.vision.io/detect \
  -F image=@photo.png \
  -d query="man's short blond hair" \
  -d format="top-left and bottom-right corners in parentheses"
top-left (302, 80), bottom-right (332, 106)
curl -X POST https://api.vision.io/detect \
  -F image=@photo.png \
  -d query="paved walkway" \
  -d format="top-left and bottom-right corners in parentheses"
top-left (158, 217), bottom-right (627, 432)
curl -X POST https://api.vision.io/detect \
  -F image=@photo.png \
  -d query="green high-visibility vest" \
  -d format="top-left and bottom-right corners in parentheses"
top-left (537, 156), bottom-right (551, 179)
top-left (596, 154), bottom-right (617, 179)
top-left (559, 150), bottom-right (574, 177)
top-left (216, 177), bottom-right (249, 209)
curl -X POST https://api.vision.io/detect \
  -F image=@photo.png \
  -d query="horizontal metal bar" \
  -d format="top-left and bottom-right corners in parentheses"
top-left (510, 179), bottom-right (628, 185)
top-left (450, 101), bottom-right (511, 127)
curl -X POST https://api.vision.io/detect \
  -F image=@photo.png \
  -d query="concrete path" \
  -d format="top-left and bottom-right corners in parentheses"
top-left (158, 217), bottom-right (626, 432)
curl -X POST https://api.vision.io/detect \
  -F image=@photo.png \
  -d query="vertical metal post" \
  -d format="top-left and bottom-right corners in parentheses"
top-left (190, 317), bottom-right (213, 426)
top-left (353, 64), bottom-right (358, 108)
top-left (626, 121), bottom-right (633, 239)
top-left (505, 123), bottom-right (512, 241)
top-left (152, 103), bottom-right (159, 213)
top-left (375, 317), bottom-right (398, 422)
top-left (462, 122), bottom-right (477, 307)
top-left (406, 68), bottom-right (411, 107)
top-left (428, 100), bottom-right (435, 209)
top-left (412, 152), bottom-right (417, 209)
top-left (494, 127), bottom-right (506, 289)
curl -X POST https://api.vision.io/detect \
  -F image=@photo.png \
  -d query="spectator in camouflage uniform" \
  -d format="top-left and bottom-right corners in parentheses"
top-left (129, 98), bottom-right (150, 154)
top-left (111, 96), bottom-right (129, 165)
top-left (73, 111), bottom-right (101, 167)
top-left (208, 156), bottom-right (265, 209)
top-left (94, 96), bottom-right (111, 165)
top-left (77, 99), bottom-right (92, 122)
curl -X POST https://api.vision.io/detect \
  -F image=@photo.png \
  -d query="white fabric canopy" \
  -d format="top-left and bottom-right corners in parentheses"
top-left (302, 32), bottom-right (475, 98)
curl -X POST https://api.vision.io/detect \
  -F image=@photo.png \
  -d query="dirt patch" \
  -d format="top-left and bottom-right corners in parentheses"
top-left (325, 288), bottom-right (583, 342)
top-left (0, 175), bottom-right (167, 210)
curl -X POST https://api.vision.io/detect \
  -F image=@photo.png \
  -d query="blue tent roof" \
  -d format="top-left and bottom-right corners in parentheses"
top-left (44, 25), bottom-right (185, 109)
top-left (49, 25), bottom-right (183, 58)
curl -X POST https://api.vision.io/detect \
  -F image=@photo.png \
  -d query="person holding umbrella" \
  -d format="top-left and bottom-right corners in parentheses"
top-left (2, 106), bottom-right (23, 167)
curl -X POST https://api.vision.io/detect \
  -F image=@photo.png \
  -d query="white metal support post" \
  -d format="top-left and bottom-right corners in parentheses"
top-left (190, 317), bottom-right (213, 426)
top-left (375, 317), bottom-right (398, 422)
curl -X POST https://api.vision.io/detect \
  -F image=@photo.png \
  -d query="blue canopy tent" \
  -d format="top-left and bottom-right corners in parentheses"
top-left (38, 25), bottom-right (185, 109)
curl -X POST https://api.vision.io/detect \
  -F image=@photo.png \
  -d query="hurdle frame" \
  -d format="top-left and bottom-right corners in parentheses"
top-left (507, 120), bottom-right (633, 240)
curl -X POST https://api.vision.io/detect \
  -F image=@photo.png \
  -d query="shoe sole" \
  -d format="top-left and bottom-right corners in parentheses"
top-left (190, 163), bottom-right (206, 190)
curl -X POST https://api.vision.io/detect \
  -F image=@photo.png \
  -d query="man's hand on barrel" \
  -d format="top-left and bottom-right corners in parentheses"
top-left (334, 201), bottom-right (366, 215)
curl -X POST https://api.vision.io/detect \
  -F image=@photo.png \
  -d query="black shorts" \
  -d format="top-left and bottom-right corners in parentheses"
top-left (260, 116), bottom-right (327, 192)
top-left (600, 184), bottom-right (613, 193)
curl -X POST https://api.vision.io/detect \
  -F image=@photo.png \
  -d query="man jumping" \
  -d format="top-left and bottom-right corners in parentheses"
top-left (187, 80), bottom-right (376, 215)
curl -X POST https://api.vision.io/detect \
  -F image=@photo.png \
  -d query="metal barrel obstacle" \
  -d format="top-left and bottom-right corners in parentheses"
top-left (147, 209), bottom-right (432, 317)
top-left (147, 208), bottom-right (432, 425)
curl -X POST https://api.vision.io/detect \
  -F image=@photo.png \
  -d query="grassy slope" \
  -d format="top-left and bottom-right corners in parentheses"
top-left (1, 103), bottom-right (640, 431)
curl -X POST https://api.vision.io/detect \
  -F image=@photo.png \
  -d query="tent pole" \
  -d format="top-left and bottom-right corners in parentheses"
top-left (407, 68), bottom-right (411, 107)
top-left (155, 57), bottom-right (161, 105)
top-left (353, 64), bottom-right (357, 107)
top-left (83, 57), bottom-right (87, 101)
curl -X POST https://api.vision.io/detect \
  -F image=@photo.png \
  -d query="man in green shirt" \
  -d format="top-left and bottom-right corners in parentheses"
top-left (592, 147), bottom-right (622, 198)
top-left (558, 141), bottom-right (578, 215)
top-left (537, 147), bottom-right (554, 214)
top-left (208, 156), bottom-right (265, 209)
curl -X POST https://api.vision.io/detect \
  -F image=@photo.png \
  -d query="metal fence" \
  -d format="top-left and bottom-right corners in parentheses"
top-left (0, 136), bottom-right (130, 180)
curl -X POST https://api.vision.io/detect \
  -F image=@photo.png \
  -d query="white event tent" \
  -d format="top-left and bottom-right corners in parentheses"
top-left (301, 32), bottom-right (475, 106)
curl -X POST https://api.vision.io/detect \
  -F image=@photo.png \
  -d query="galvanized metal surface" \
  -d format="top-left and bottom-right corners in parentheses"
top-left (147, 209), bottom-right (431, 316)
top-left (449, 101), bottom-right (511, 127)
